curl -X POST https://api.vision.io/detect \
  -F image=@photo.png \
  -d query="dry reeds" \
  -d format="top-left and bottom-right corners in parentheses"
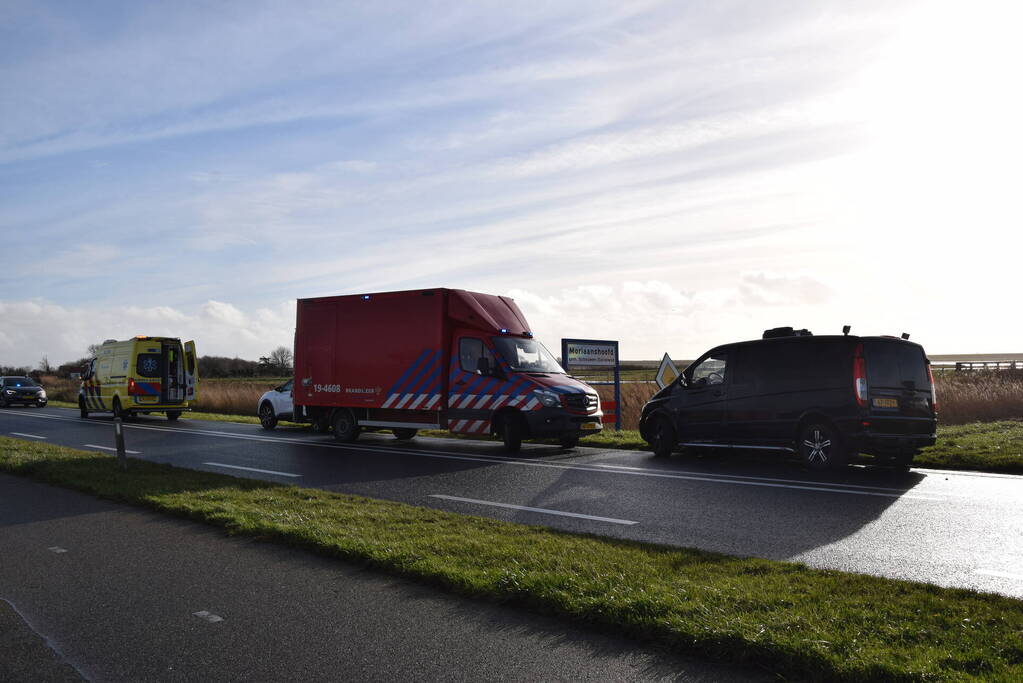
top-left (933, 371), bottom-right (1023, 425)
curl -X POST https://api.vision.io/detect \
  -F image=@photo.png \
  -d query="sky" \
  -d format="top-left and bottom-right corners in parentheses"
top-left (2, 0), bottom-right (1021, 368)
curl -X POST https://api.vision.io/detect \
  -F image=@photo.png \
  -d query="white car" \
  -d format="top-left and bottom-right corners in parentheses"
top-left (258, 379), bottom-right (293, 430)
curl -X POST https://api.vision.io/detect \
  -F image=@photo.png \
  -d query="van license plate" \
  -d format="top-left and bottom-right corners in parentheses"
top-left (873, 398), bottom-right (899, 409)
top-left (581, 422), bottom-right (600, 430)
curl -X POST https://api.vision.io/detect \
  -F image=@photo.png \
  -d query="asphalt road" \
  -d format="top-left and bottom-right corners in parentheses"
top-left (1, 474), bottom-right (764, 682)
top-left (3, 406), bottom-right (1023, 600)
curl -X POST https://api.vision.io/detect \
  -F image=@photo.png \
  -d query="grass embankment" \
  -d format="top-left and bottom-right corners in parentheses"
top-left (2, 437), bottom-right (1022, 681)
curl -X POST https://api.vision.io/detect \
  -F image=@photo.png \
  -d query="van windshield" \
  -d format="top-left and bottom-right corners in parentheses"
top-left (865, 341), bottom-right (929, 389)
top-left (492, 337), bottom-right (565, 374)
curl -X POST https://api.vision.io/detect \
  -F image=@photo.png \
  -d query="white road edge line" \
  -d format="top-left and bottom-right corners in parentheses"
top-left (83, 444), bottom-right (141, 454)
top-left (203, 462), bottom-right (302, 478)
top-left (974, 569), bottom-right (1023, 581)
top-left (430, 494), bottom-right (638, 525)
top-left (11, 432), bottom-right (47, 439)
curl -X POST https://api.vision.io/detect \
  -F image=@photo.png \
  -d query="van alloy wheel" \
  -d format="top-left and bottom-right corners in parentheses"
top-left (799, 422), bottom-right (845, 470)
top-left (79, 396), bottom-right (89, 418)
top-left (112, 398), bottom-right (125, 420)
top-left (649, 416), bottom-right (675, 458)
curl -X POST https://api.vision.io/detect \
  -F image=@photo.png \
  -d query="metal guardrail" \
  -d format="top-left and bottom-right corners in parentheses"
top-left (932, 361), bottom-right (1023, 372)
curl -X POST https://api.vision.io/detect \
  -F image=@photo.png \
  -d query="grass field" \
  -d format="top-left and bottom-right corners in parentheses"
top-left (2, 435), bottom-right (1022, 681)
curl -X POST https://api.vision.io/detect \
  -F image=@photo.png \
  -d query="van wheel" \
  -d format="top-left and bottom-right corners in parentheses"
top-left (79, 397), bottom-right (89, 418)
top-left (332, 410), bottom-right (361, 443)
top-left (259, 402), bottom-right (277, 430)
top-left (112, 397), bottom-right (126, 420)
top-left (166, 411), bottom-right (181, 421)
top-left (649, 416), bottom-right (676, 458)
top-left (393, 428), bottom-right (417, 440)
top-left (559, 435), bottom-right (579, 449)
top-left (799, 422), bottom-right (845, 470)
top-left (502, 414), bottom-right (523, 452)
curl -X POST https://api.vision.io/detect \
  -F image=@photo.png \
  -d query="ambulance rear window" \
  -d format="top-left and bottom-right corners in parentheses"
top-left (136, 354), bottom-right (162, 378)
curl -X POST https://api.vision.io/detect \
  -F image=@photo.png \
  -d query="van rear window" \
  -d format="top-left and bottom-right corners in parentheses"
top-left (136, 353), bottom-right (162, 378)
top-left (865, 342), bottom-right (929, 389)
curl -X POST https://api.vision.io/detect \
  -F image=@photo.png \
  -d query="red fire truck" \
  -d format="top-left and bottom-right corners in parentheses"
top-left (293, 288), bottom-right (602, 450)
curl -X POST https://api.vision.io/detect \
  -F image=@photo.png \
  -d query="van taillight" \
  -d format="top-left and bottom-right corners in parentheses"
top-left (927, 363), bottom-right (938, 412)
top-left (128, 378), bottom-right (141, 395)
top-left (853, 343), bottom-right (867, 407)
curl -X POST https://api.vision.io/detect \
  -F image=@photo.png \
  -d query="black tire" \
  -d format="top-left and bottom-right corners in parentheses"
top-left (0, 397), bottom-right (8, 409)
top-left (79, 396), bottom-right (89, 418)
top-left (112, 397), bottom-right (126, 420)
top-left (310, 418), bottom-right (329, 434)
top-left (393, 428), bottom-right (418, 440)
top-left (166, 411), bottom-right (181, 421)
top-left (648, 416), bottom-right (676, 458)
top-left (559, 435), bottom-right (579, 449)
top-left (798, 422), bottom-right (846, 470)
top-left (502, 413), bottom-right (523, 452)
top-left (259, 401), bottom-right (277, 430)
top-left (332, 409), bottom-right (361, 443)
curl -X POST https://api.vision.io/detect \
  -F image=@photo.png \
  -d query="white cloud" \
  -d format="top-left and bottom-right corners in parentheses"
top-left (0, 298), bottom-right (295, 368)
top-left (739, 272), bottom-right (834, 307)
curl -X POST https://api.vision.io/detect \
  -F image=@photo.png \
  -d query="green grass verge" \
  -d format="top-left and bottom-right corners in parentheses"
top-left (2, 436), bottom-right (1022, 681)
top-left (46, 401), bottom-right (1023, 474)
top-left (914, 421), bottom-right (1023, 474)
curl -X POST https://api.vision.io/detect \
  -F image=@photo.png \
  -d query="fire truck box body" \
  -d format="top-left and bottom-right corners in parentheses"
top-left (293, 288), bottom-right (602, 447)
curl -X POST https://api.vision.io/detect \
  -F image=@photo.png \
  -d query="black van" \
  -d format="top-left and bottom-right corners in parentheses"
top-left (638, 328), bottom-right (938, 469)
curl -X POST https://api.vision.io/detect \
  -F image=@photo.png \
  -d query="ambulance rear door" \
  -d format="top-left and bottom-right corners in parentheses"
top-left (184, 340), bottom-right (199, 402)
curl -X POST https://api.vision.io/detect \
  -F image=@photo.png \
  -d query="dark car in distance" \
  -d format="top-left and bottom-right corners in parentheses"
top-left (638, 327), bottom-right (937, 469)
top-left (0, 376), bottom-right (48, 408)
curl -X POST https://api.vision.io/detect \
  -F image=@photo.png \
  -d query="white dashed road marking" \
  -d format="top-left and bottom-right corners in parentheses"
top-left (11, 432), bottom-right (46, 439)
top-left (47, 546), bottom-right (68, 554)
top-left (192, 610), bottom-right (224, 623)
top-left (430, 494), bottom-right (638, 525)
top-left (203, 462), bottom-right (302, 478)
top-left (83, 444), bottom-right (141, 454)
top-left (975, 569), bottom-right (1023, 581)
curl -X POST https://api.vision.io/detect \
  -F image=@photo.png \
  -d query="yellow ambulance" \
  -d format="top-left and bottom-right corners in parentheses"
top-left (79, 336), bottom-right (198, 420)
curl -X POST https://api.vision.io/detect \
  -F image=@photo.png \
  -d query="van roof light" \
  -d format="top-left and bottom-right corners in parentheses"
top-left (901, 332), bottom-right (910, 340)
top-left (842, 325), bottom-right (851, 336)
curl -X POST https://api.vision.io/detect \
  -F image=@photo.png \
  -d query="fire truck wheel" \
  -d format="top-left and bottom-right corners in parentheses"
top-left (501, 414), bottom-right (523, 452)
top-left (332, 409), bottom-right (362, 443)
top-left (393, 428), bottom-right (418, 440)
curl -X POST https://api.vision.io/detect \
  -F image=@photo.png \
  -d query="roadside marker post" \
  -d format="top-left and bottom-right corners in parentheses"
top-left (114, 417), bottom-right (127, 470)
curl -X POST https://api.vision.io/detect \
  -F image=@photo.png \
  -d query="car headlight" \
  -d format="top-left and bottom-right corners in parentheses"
top-left (38, 390), bottom-right (47, 398)
top-left (3, 390), bottom-right (14, 396)
top-left (530, 389), bottom-right (561, 408)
